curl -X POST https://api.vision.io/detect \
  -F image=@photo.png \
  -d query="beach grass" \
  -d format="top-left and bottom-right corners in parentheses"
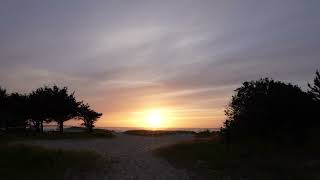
top-left (0, 144), bottom-right (107, 180)
top-left (155, 139), bottom-right (320, 180)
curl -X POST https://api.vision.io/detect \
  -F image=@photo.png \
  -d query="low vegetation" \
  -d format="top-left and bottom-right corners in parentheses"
top-left (0, 144), bottom-right (107, 180)
top-left (194, 129), bottom-right (217, 138)
top-left (124, 130), bottom-right (195, 136)
top-left (0, 131), bottom-right (113, 144)
top-left (156, 139), bottom-right (320, 180)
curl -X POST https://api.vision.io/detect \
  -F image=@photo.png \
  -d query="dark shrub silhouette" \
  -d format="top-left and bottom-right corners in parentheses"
top-left (0, 87), bottom-right (8, 130)
top-left (308, 70), bottom-right (320, 101)
top-left (221, 78), bottom-right (314, 143)
top-left (307, 70), bottom-right (320, 139)
top-left (78, 103), bottom-right (102, 132)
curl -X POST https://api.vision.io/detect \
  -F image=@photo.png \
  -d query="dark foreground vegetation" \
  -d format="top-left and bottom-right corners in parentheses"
top-left (156, 139), bottom-right (320, 180)
top-left (125, 129), bottom-right (195, 136)
top-left (0, 128), bottom-right (114, 143)
top-left (0, 144), bottom-right (106, 180)
top-left (157, 70), bottom-right (320, 179)
top-left (0, 127), bottom-right (112, 180)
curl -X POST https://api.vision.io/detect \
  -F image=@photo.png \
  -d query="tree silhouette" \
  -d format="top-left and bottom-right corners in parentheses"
top-left (44, 86), bottom-right (80, 134)
top-left (78, 103), bottom-right (102, 132)
top-left (1, 85), bottom-right (102, 134)
top-left (7, 93), bottom-right (29, 131)
top-left (308, 70), bottom-right (320, 101)
top-left (29, 87), bottom-right (53, 132)
top-left (0, 87), bottom-right (8, 130)
top-left (221, 78), bottom-right (314, 143)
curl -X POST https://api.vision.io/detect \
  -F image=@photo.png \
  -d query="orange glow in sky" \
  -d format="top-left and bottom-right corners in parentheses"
top-left (90, 105), bottom-right (225, 129)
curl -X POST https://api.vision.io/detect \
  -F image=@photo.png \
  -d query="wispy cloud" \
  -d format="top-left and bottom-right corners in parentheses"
top-left (0, 0), bottom-right (320, 128)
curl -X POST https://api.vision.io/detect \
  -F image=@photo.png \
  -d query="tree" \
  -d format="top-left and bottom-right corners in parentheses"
top-left (78, 103), bottom-right (102, 132)
top-left (29, 87), bottom-right (52, 133)
top-left (221, 78), bottom-right (314, 143)
top-left (7, 93), bottom-right (29, 131)
top-left (44, 86), bottom-right (80, 134)
top-left (0, 87), bottom-right (8, 130)
top-left (308, 70), bottom-right (320, 101)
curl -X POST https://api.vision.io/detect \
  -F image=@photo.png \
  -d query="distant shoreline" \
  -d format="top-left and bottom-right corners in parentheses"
top-left (43, 125), bottom-right (219, 132)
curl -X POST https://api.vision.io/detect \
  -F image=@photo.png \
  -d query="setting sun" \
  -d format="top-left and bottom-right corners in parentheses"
top-left (129, 108), bottom-right (173, 129)
top-left (145, 110), bottom-right (163, 128)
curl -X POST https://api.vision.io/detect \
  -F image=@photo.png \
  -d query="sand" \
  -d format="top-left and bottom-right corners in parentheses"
top-left (16, 133), bottom-right (195, 180)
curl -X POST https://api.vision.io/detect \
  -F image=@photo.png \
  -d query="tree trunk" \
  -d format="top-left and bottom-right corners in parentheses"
top-left (35, 121), bottom-right (40, 133)
top-left (59, 121), bottom-right (64, 134)
top-left (88, 126), bottom-right (93, 133)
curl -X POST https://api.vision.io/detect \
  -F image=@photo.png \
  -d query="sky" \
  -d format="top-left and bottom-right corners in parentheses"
top-left (0, 0), bottom-right (320, 128)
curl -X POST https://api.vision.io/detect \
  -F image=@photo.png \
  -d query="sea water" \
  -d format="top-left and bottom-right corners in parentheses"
top-left (43, 125), bottom-right (218, 132)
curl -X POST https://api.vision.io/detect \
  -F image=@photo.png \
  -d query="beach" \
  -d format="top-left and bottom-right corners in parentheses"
top-left (15, 133), bottom-right (194, 180)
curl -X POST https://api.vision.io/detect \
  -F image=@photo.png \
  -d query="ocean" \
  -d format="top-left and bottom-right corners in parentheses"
top-left (44, 125), bottom-right (219, 132)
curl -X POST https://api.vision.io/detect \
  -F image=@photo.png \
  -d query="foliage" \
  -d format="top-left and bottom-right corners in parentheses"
top-left (0, 85), bottom-right (102, 134)
top-left (221, 78), bottom-right (315, 143)
top-left (43, 86), bottom-right (81, 133)
top-left (0, 87), bottom-right (8, 130)
top-left (6, 93), bottom-right (29, 130)
top-left (0, 86), bottom-right (7, 101)
top-left (47, 86), bottom-right (79, 119)
top-left (78, 103), bottom-right (102, 132)
top-left (29, 87), bottom-right (54, 132)
top-left (308, 70), bottom-right (320, 101)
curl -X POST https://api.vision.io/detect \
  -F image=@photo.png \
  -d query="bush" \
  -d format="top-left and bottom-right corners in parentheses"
top-left (221, 78), bottom-right (315, 143)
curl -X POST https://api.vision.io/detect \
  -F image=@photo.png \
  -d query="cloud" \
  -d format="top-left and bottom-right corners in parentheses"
top-left (0, 0), bottom-right (320, 128)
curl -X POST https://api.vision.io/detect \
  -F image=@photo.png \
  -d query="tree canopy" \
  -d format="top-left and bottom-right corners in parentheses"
top-left (221, 78), bottom-right (315, 143)
top-left (0, 87), bottom-right (8, 130)
top-left (29, 87), bottom-right (52, 132)
top-left (78, 103), bottom-right (102, 132)
top-left (308, 70), bottom-right (320, 101)
top-left (42, 86), bottom-right (81, 133)
top-left (7, 93), bottom-right (29, 130)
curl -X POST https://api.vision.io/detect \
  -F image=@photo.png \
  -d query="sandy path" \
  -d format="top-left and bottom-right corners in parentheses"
top-left (18, 133), bottom-right (194, 180)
